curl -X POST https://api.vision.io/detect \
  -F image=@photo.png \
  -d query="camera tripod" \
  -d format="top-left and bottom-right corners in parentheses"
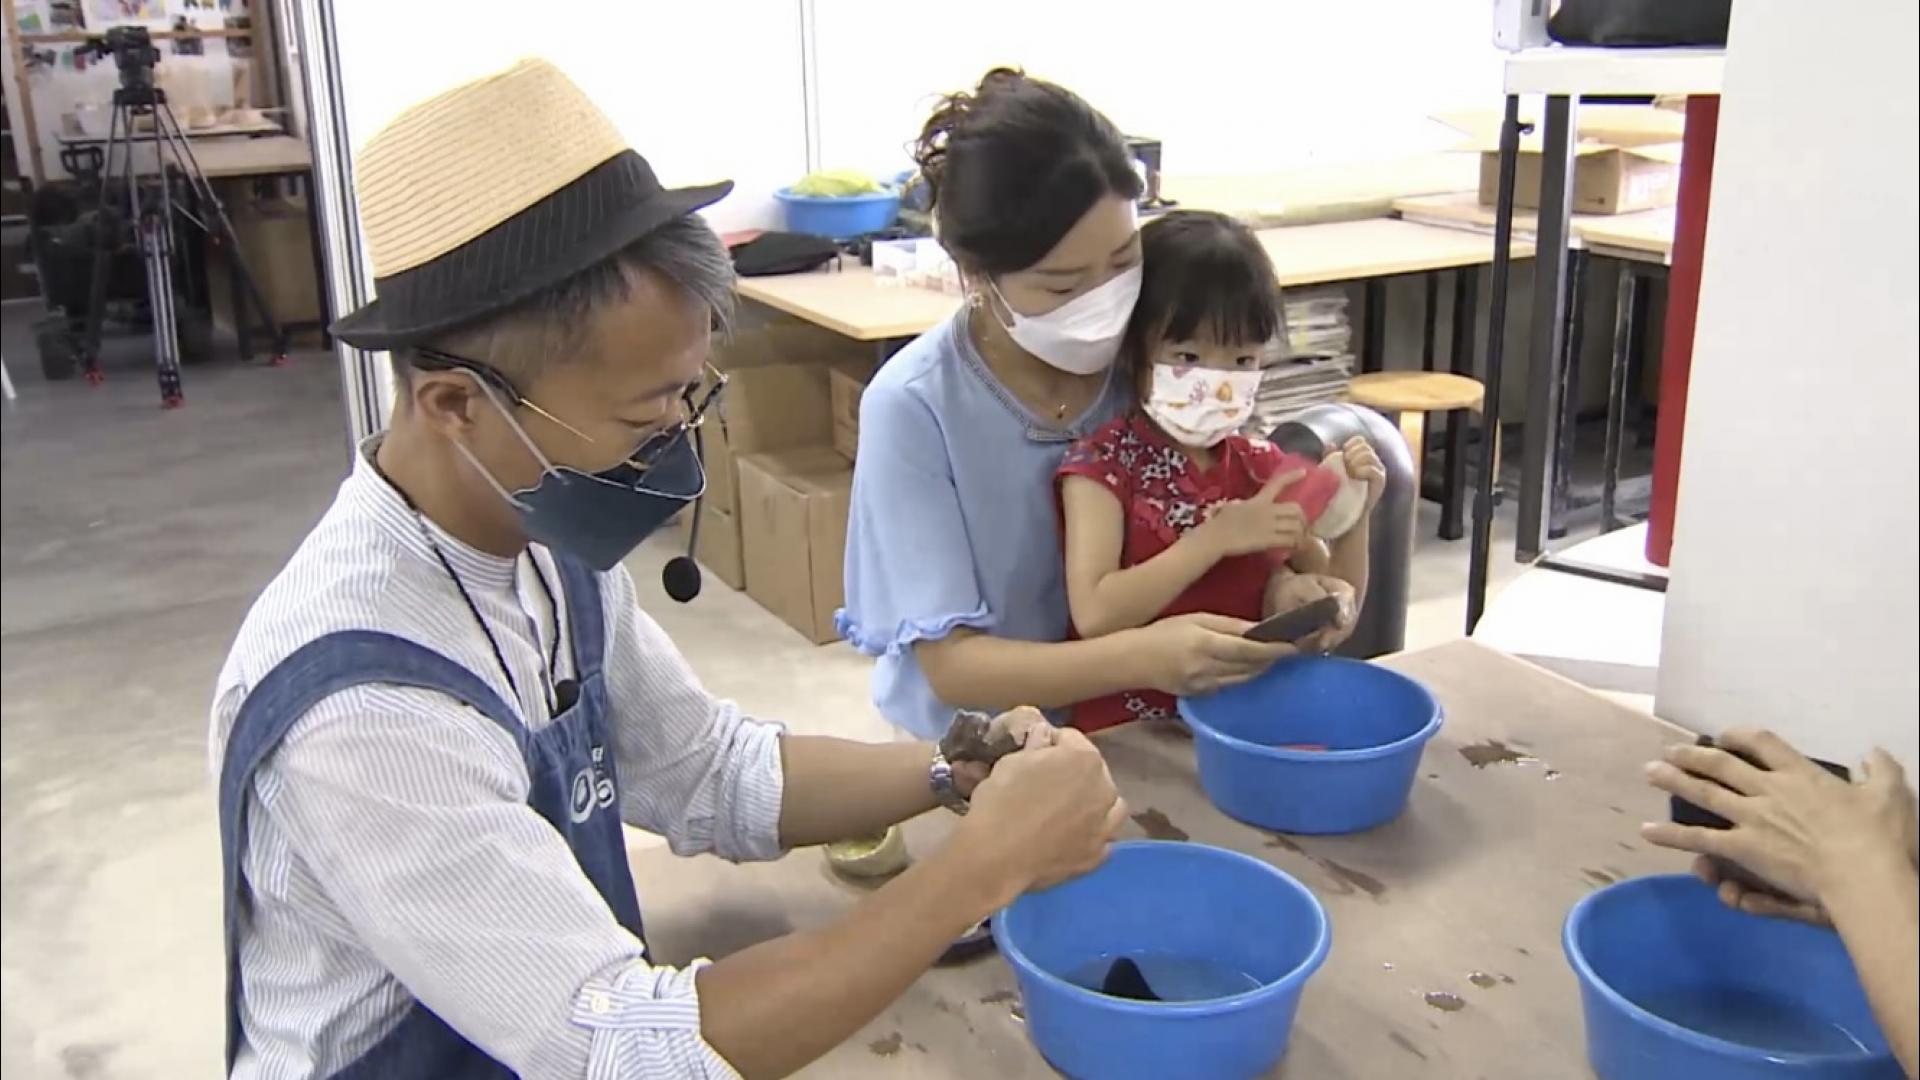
top-left (72, 37), bottom-right (287, 407)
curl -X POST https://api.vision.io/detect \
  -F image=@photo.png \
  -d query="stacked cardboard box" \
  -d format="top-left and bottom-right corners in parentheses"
top-left (1437, 105), bottom-right (1687, 216)
top-left (681, 317), bottom-right (873, 642)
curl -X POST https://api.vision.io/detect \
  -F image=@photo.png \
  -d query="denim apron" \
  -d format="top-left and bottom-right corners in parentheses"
top-left (218, 555), bottom-right (644, 1077)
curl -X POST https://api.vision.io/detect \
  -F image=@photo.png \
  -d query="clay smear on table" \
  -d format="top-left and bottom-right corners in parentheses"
top-left (1131, 807), bottom-right (1190, 842)
top-left (1424, 991), bottom-right (1467, 1012)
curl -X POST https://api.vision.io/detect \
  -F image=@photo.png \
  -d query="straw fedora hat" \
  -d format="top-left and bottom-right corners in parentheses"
top-left (330, 58), bottom-right (732, 350)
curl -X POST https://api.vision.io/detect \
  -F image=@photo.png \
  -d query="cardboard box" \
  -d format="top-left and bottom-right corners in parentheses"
top-left (1478, 141), bottom-right (1682, 215)
top-left (827, 362), bottom-right (872, 462)
top-left (678, 499), bottom-right (745, 591)
top-left (210, 194), bottom-right (324, 336)
top-left (699, 362), bottom-right (833, 518)
top-left (738, 448), bottom-right (855, 644)
top-left (1438, 106), bottom-right (1686, 215)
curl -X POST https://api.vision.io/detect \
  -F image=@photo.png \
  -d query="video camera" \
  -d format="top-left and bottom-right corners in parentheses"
top-left (81, 26), bottom-right (162, 92)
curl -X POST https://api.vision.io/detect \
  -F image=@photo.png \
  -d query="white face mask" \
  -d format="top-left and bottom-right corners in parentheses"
top-left (987, 264), bottom-right (1143, 375)
top-left (1142, 362), bottom-right (1264, 448)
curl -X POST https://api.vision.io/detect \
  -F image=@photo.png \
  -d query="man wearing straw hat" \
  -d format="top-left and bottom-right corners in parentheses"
top-left (211, 58), bottom-right (1125, 1079)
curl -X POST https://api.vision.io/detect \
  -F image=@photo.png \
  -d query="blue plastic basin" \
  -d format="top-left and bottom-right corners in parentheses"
top-left (993, 841), bottom-right (1330, 1080)
top-left (1565, 874), bottom-right (1901, 1080)
top-left (773, 187), bottom-right (900, 239)
top-left (1178, 656), bottom-right (1442, 834)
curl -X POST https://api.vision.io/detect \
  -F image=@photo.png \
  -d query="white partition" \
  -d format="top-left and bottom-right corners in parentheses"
top-left (1656, 0), bottom-right (1918, 773)
top-left (330, 0), bottom-right (807, 233)
top-left (811, 0), bottom-right (1505, 179)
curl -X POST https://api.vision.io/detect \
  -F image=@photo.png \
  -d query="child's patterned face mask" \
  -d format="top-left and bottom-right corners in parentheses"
top-left (1143, 363), bottom-right (1263, 448)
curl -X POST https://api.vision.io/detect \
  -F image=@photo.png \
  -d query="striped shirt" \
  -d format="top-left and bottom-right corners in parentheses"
top-left (210, 440), bottom-right (785, 1079)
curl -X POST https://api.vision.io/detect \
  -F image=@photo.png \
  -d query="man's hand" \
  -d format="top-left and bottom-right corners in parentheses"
top-left (1134, 612), bottom-right (1295, 697)
top-left (959, 729), bottom-right (1127, 896)
top-left (1334, 435), bottom-right (1386, 510)
top-left (1196, 467), bottom-right (1310, 558)
top-left (949, 707), bottom-right (1059, 797)
top-left (1642, 729), bottom-right (1920, 907)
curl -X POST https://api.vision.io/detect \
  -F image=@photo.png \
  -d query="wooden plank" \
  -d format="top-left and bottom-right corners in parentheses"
top-left (3, 0), bottom-right (48, 185)
top-left (628, 640), bottom-right (1692, 1078)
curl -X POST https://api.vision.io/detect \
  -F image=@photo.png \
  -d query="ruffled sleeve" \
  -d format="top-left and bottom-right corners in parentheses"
top-left (836, 378), bottom-right (992, 657)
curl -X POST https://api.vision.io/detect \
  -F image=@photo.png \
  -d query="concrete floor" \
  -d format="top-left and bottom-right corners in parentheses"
top-left (0, 304), bottom-right (1526, 1078)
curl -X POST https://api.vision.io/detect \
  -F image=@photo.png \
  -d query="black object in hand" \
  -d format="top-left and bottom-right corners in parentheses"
top-left (1669, 735), bottom-right (1851, 830)
top-left (1101, 957), bottom-right (1161, 1002)
top-left (1244, 596), bottom-right (1343, 645)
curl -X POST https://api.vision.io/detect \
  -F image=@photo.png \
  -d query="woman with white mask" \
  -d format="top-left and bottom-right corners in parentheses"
top-left (840, 70), bottom-right (1297, 742)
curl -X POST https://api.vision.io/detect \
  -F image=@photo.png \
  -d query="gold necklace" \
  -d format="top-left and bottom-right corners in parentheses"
top-left (970, 310), bottom-right (1081, 422)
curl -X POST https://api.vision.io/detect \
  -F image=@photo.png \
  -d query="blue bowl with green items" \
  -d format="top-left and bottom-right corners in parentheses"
top-left (993, 841), bottom-right (1330, 1080)
top-left (1565, 874), bottom-right (1902, 1080)
top-left (775, 169), bottom-right (900, 239)
top-left (1178, 655), bottom-right (1442, 835)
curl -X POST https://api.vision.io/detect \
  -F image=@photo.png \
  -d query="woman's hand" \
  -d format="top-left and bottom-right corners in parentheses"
top-left (1196, 467), bottom-right (1309, 558)
top-left (1335, 435), bottom-right (1387, 510)
top-left (1133, 612), bottom-right (1295, 697)
top-left (1641, 728), bottom-right (1920, 907)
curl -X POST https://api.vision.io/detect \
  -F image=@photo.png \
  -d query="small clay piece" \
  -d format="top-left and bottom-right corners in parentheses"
top-left (941, 709), bottom-right (1021, 766)
top-left (1101, 957), bottom-right (1161, 1001)
top-left (825, 825), bottom-right (909, 879)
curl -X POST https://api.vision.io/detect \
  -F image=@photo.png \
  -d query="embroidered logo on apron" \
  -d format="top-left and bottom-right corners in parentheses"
top-left (569, 745), bottom-right (618, 823)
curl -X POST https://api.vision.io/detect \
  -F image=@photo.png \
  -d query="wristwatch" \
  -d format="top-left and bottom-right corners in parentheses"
top-left (929, 747), bottom-right (971, 815)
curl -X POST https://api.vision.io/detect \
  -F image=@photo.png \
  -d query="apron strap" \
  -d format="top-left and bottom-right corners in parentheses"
top-left (552, 554), bottom-right (607, 682)
top-left (217, 630), bottom-right (522, 1071)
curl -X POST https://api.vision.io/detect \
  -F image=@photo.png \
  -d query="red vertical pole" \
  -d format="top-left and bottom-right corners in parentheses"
top-left (1646, 96), bottom-right (1720, 566)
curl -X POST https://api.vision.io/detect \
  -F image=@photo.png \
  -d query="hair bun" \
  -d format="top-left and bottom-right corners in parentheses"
top-left (912, 68), bottom-right (1029, 207)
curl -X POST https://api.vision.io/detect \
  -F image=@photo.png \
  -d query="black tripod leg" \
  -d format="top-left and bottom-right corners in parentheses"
top-left (159, 105), bottom-right (290, 363)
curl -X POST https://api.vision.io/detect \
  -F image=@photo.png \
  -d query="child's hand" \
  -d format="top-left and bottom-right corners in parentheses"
top-left (1197, 467), bottom-right (1310, 558)
top-left (1263, 572), bottom-right (1358, 652)
top-left (1334, 436), bottom-right (1387, 510)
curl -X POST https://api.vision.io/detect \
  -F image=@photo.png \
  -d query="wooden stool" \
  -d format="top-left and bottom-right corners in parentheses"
top-left (1347, 371), bottom-right (1497, 536)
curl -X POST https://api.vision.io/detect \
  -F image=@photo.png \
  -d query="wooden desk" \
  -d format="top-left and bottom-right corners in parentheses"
top-left (1395, 192), bottom-right (1674, 266)
top-left (736, 218), bottom-right (1534, 346)
top-left (735, 266), bottom-right (961, 342)
top-left (191, 135), bottom-right (313, 179)
top-left (1163, 153), bottom-right (1480, 229)
top-left (631, 641), bottom-right (1691, 1078)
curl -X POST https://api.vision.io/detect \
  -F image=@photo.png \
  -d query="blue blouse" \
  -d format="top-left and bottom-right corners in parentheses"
top-left (837, 313), bottom-right (1126, 738)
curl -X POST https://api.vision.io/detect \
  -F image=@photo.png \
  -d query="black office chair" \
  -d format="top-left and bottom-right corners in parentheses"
top-left (1268, 403), bottom-right (1416, 659)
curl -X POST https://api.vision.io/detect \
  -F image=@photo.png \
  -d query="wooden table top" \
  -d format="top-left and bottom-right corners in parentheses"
top-left (1395, 192), bottom-right (1675, 265)
top-left (736, 218), bottom-right (1535, 344)
top-left (192, 135), bottom-right (312, 179)
top-left (630, 640), bottom-right (1693, 1078)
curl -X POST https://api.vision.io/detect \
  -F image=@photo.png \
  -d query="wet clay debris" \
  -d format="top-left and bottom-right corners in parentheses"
top-left (1131, 807), bottom-right (1190, 842)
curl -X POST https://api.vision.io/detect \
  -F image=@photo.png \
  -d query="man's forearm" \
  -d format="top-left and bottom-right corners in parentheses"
top-left (916, 629), bottom-right (1149, 713)
top-left (1826, 853), bottom-right (1919, 1079)
top-left (696, 835), bottom-right (1010, 1079)
top-left (776, 736), bottom-right (938, 848)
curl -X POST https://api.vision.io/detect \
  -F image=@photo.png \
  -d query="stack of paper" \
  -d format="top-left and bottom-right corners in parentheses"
top-left (1252, 287), bottom-right (1354, 432)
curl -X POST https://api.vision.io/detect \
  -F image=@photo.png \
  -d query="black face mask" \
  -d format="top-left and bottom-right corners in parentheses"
top-left (424, 350), bottom-right (722, 572)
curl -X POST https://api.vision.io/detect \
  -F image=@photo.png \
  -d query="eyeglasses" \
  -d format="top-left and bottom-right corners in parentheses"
top-left (412, 346), bottom-right (728, 472)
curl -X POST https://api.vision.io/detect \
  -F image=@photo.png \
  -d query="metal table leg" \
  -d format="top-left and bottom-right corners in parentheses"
top-left (1420, 274), bottom-right (1439, 372)
top-left (1549, 247), bottom-right (1590, 539)
top-left (1466, 95), bottom-right (1527, 633)
top-left (1600, 260), bottom-right (1639, 532)
top-left (1361, 278), bottom-right (1386, 374)
top-left (1516, 94), bottom-right (1579, 562)
top-left (1440, 266), bottom-right (1478, 542)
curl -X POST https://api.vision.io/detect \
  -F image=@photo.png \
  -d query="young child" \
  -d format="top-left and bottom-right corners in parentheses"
top-left (1057, 211), bottom-right (1385, 732)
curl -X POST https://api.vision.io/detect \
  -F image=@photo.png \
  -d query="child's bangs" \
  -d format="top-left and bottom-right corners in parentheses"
top-left (1136, 213), bottom-right (1285, 350)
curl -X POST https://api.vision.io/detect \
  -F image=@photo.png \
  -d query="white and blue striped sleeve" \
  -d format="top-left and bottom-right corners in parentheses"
top-left (598, 568), bottom-right (787, 862)
top-left (260, 684), bottom-right (742, 1079)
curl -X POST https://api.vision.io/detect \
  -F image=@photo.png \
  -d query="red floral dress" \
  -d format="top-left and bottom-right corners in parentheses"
top-left (1056, 413), bottom-right (1338, 732)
